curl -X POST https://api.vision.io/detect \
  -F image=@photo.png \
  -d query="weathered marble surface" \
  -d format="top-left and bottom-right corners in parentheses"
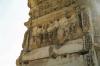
top-left (16, 0), bottom-right (100, 66)
top-left (24, 55), bottom-right (85, 66)
top-left (22, 39), bottom-right (83, 61)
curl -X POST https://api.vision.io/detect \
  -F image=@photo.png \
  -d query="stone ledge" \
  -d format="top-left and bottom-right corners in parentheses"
top-left (22, 39), bottom-right (83, 61)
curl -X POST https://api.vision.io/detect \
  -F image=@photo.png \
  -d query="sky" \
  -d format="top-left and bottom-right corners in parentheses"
top-left (0, 0), bottom-right (100, 66)
top-left (0, 0), bottom-right (29, 66)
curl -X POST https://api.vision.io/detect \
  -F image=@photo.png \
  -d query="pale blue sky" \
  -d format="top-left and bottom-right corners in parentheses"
top-left (0, 0), bottom-right (29, 66)
top-left (0, 0), bottom-right (100, 66)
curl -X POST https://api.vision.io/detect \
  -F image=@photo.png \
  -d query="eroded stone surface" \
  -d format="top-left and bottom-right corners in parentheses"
top-left (16, 0), bottom-right (99, 66)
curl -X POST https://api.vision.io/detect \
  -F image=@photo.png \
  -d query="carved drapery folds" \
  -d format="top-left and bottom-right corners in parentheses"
top-left (22, 8), bottom-right (90, 51)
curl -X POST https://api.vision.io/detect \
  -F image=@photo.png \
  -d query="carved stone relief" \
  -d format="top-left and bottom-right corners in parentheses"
top-left (16, 0), bottom-right (91, 66)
